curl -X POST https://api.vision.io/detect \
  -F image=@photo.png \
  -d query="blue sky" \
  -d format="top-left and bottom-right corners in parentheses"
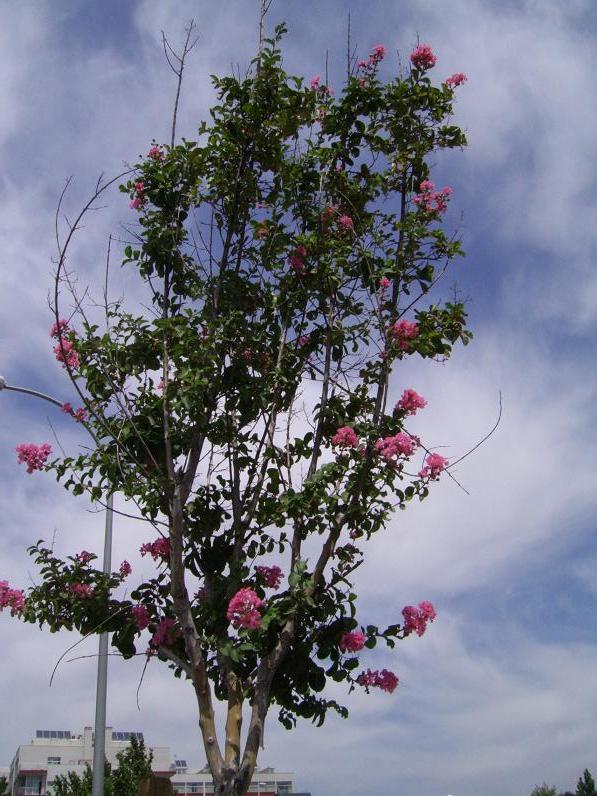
top-left (1, 2), bottom-right (597, 795)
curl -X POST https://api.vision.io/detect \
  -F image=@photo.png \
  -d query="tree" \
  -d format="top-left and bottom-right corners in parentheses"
top-left (50, 736), bottom-right (153, 796)
top-left (532, 785), bottom-right (557, 796)
top-left (1, 12), bottom-right (472, 796)
top-left (577, 770), bottom-right (596, 796)
top-left (0, 776), bottom-right (8, 796)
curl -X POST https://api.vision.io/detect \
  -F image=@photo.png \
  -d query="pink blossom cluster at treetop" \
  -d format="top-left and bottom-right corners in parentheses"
top-left (68, 582), bottom-right (94, 599)
top-left (358, 44), bottom-right (386, 71)
top-left (140, 537), bottom-right (170, 561)
top-left (339, 630), bottom-right (366, 653)
top-left (75, 550), bottom-right (95, 564)
top-left (255, 565), bottom-right (283, 589)
top-left (445, 72), bottom-right (467, 88)
top-left (331, 426), bottom-right (359, 449)
top-left (402, 601), bottom-right (437, 636)
top-left (396, 388), bottom-right (427, 415)
top-left (414, 180), bottom-right (453, 213)
top-left (0, 580), bottom-right (26, 615)
top-left (374, 432), bottom-right (417, 465)
top-left (389, 319), bottom-right (419, 351)
top-left (147, 144), bottom-right (164, 160)
top-left (226, 587), bottom-right (264, 630)
top-left (356, 668), bottom-right (399, 693)
top-left (132, 604), bottom-right (150, 631)
top-left (16, 443), bottom-right (52, 474)
top-left (297, 334), bottom-right (311, 347)
top-left (419, 452), bottom-right (449, 480)
top-left (410, 44), bottom-right (436, 70)
top-left (379, 276), bottom-right (391, 291)
top-left (61, 403), bottom-right (88, 423)
top-left (129, 181), bottom-right (146, 211)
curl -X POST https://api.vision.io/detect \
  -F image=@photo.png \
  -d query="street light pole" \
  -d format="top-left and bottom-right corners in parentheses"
top-left (0, 376), bottom-right (113, 796)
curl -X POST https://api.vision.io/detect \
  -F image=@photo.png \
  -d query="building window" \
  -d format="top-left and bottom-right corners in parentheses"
top-left (48, 756), bottom-right (62, 765)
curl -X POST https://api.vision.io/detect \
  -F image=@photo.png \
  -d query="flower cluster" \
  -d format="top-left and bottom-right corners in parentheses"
top-left (226, 587), bottom-right (264, 630)
top-left (331, 426), bottom-right (359, 449)
top-left (395, 388), bottom-right (427, 416)
top-left (255, 565), bottom-right (283, 590)
top-left (445, 72), bottom-right (467, 88)
top-left (288, 245), bottom-right (307, 275)
top-left (379, 276), bottom-right (391, 292)
top-left (310, 75), bottom-right (332, 94)
top-left (414, 180), bottom-right (453, 213)
top-left (297, 334), bottom-right (311, 348)
top-left (53, 337), bottom-right (80, 369)
top-left (402, 601), bottom-right (436, 636)
top-left (16, 443), bottom-right (52, 474)
top-left (410, 44), bottom-right (436, 70)
top-left (0, 580), bottom-right (26, 615)
top-left (147, 144), bottom-right (164, 160)
top-left (69, 582), bottom-right (94, 599)
top-left (131, 604), bottom-right (150, 631)
top-left (356, 668), bottom-right (399, 693)
top-left (374, 432), bottom-right (417, 465)
top-left (140, 537), bottom-right (170, 561)
top-left (358, 43), bottom-right (386, 70)
top-left (321, 204), bottom-right (337, 223)
top-left (75, 550), bottom-right (95, 565)
top-left (389, 319), bottom-right (419, 351)
top-left (419, 452), bottom-right (448, 480)
top-left (119, 560), bottom-right (132, 577)
top-left (337, 214), bottom-right (354, 233)
top-left (150, 617), bottom-right (180, 648)
top-left (129, 181), bottom-right (146, 211)
top-left (50, 319), bottom-right (69, 339)
top-left (339, 630), bottom-right (366, 653)
top-left (61, 403), bottom-right (88, 423)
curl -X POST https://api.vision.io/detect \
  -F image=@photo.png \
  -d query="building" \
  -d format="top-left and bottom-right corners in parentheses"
top-left (7, 726), bottom-right (170, 795)
top-left (170, 763), bottom-right (296, 795)
top-left (5, 727), bottom-right (306, 795)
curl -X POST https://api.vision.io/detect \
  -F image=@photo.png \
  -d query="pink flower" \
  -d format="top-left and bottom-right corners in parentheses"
top-left (256, 565), bottom-right (283, 589)
top-left (76, 551), bottom-right (94, 565)
top-left (379, 277), bottom-right (391, 291)
top-left (227, 587), bottom-right (264, 630)
top-left (402, 601), bottom-right (437, 636)
top-left (129, 196), bottom-right (144, 211)
top-left (131, 604), bottom-right (150, 631)
top-left (147, 145), bottom-right (164, 160)
top-left (358, 77), bottom-right (367, 88)
top-left (129, 181), bottom-right (146, 211)
top-left (62, 403), bottom-right (88, 422)
top-left (50, 319), bottom-right (69, 339)
top-left (241, 348), bottom-right (254, 363)
top-left (371, 44), bottom-right (386, 61)
top-left (410, 44), bottom-right (436, 70)
top-left (379, 350), bottom-right (388, 361)
top-left (0, 580), bottom-right (26, 615)
top-left (340, 630), bottom-right (366, 653)
top-left (288, 245), bottom-right (308, 275)
top-left (331, 426), bottom-right (359, 449)
top-left (445, 72), bottom-right (467, 88)
top-left (396, 388), bottom-right (427, 416)
top-left (134, 181), bottom-right (145, 193)
top-left (310, 76), bottom-right (321, 89)
top-left (337, 215), bottom-right (354, 232)
top-left (150, 616), bottom-right (180, 648)
top-left (389, 319), bottom-right (419, 351)
top-left (418, 452), bottom-right (448, 480)
top-left (321, 205), bottom-right (338, 222)
top-left (53, 338), bottom-right (80, 369)
top-left (413, 180), bottom-right (453, 213)
top-left (69, 582), bottom-right (94, 599)
top-left (374, 432), bottom-right (417, 465)
top-left (297, 334), bottom-right (311, 347)
top-left (119, 560), bottom-right (132, 577)
top-left (16, 443), bottom-right (52, 474)
top-left (357, 668), bottom-right (399, 693)
top-left (140, 537), bottom-right (170, 561)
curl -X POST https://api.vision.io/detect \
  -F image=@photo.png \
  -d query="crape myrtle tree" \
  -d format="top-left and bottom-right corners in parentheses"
top-left (1, 14), bottom-right (471, 796)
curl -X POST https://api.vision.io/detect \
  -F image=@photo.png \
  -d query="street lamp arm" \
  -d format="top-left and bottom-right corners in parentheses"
top-left (0, 378), bottom-right (64, 409)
